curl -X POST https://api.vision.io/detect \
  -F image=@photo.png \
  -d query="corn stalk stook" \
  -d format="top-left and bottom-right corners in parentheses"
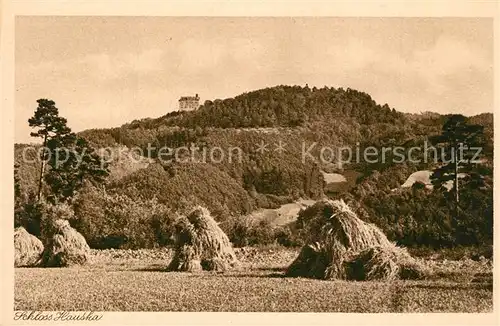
top-left (286, 199), bottom-right (428, 281)
top-left (168, 206), bottom-right (239, 272)
top-left (41, 219), bottom-right (91, 267)
top-left (14, 227), bottom-right (44, 267)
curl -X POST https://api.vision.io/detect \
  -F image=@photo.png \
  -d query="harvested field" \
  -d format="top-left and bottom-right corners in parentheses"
top-left (245, 199), bottom-right (316, 227)
top-left (15, 246), bottom-right (493, 312)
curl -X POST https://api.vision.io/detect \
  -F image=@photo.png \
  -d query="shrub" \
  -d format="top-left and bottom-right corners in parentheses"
top-left (73, 186), bottom-right (176, 249)
top-left (15, 199), bottom-right (45, 237)
top-left (226, 216), bottom-right (277, 247)
top-left (273, 225), bottom-right (297, 247)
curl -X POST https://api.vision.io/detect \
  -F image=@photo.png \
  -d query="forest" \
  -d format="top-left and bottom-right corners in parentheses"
top-left (14, 85), bottom-right (494, 252)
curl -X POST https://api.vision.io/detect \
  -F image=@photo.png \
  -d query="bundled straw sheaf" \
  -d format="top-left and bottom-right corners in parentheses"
top-left (41, 219), bottom-right (91, 267)
top-left (14, 227), bottom-right (44, 267)
top-left (168, 206), bottom-right (238, 272)
top-left (286, 199), bottom-right (428, 281)
top-left (345, 246), bottom-right (428, 281)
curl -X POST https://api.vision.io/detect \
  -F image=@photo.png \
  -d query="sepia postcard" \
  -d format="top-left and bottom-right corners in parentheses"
top-left (1, 1), bottom-right (499, 325)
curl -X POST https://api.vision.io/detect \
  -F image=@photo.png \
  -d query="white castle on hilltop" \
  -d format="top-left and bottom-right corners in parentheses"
top-left (178, 94), bottom-right (200, 111)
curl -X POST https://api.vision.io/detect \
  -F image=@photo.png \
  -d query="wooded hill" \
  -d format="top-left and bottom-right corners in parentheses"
top-left (15, 85), bottom-right (494, 250)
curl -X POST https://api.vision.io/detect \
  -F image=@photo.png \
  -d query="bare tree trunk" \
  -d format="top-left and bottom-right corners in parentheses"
top-left (36, 134), bottom-right (47, 201)
top-left (454, 143), bottom-right (460, 222)
top-left (455, 160), bottom-right (459, 204)
top-left (454, 142), bottom-right (460, 205)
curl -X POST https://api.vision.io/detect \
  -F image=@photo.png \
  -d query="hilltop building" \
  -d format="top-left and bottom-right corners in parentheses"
top-left (178, 94), bottom-right (200, 111)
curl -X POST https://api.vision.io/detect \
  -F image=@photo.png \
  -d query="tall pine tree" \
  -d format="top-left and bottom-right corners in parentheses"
top-left (430, 114), bottom-right (485, 208)
top-left (29, 99), bottom-right (109, 203)
top-left (28, 99), bottom-right (73, 200)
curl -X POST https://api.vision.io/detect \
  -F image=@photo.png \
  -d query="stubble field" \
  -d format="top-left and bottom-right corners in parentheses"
top-left (15, 247), bottom-right (493, 312)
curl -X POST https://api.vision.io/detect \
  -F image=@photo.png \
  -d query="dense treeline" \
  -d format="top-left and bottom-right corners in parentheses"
top-left (161, 85), bottom-right (406, 128)
top-left (79, 85), bottom-right (411, 149)
top-left (342, 164), bottom-right (494, 248)
top-left (14, 85), bottom-right (494, 250)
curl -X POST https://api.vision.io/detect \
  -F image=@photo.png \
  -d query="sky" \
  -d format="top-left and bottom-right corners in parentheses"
top-left (15, 17), bottom-right (493, 143)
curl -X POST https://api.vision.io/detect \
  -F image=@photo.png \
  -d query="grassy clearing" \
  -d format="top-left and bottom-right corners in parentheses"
top-left (15, 247), bottom-right (493, 312)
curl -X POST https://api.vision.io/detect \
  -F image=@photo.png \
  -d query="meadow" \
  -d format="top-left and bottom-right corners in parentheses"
top-left (15, 247), bottom-right (493, 312)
